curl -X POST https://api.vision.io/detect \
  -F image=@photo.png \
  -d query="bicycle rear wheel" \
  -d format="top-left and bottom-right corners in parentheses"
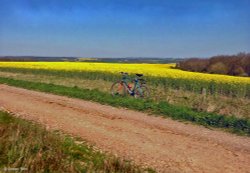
top-left (110, 81), bottom-right (127, 96)
top-left (134, 86), bottom-right (150, 99)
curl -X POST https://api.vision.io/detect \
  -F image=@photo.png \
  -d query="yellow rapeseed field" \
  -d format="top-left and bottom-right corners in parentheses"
top-left (0, 62), bottom-right (249, 85)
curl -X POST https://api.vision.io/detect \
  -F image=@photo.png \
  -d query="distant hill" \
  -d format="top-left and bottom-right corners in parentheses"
top-left (0, 56), bottom-right (183, 64)
top-left (0, 56), bottom-right (77, 62)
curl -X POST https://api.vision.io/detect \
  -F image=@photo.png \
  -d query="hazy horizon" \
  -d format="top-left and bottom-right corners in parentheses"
top-left (0, 0), bottom-right (249, 58)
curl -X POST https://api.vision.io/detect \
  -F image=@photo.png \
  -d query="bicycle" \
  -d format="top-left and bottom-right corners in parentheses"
top-left (110, 72), bottom-right (150, 98)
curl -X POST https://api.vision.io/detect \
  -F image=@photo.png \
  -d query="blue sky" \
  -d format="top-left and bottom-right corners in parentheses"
top-left (0, 0), bottom-right (249, 58)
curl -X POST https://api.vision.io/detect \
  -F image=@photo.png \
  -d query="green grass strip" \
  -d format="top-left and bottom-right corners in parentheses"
top-left (1, 67), bottom-right (249, 98)
top-left (0, 76), bottom-right (249, 136)
top-left (0, 111), bottom-right (154, 172)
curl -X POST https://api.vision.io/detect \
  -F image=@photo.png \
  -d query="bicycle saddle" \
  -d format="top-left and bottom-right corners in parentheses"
top-left (136, 74), bottom-right (143, 77)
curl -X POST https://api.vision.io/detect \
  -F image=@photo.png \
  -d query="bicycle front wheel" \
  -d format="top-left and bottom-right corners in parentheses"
top-left (110, 81), bottom-right (127, 97)
top-left (134, 86), bottom-right (150, 99)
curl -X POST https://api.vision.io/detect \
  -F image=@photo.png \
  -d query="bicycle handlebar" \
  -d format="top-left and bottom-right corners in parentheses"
top-left (120, 72), bottom-right (128, 75)
top-left (119, 72), bottom-right (146, 84)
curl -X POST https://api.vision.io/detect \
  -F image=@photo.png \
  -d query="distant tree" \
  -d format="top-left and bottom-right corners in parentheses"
top-left (231, 65), bottom-right (246, 76)
top-left (207, 62), bottom-right (229, 74)
top-left (238, 54), bottom-right (250, 76)
top-left (177, 53), bottom-right (250, 77)
top-left (179, 58), bottom-right (209, 72)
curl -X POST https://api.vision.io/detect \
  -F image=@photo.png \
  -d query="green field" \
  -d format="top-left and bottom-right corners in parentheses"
top-left (0, 67), bottom-right (249, 119)
top-left (0, 62), bottom-right (249, 98)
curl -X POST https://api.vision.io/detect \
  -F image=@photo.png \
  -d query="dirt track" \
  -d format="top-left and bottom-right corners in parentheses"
top-left (0, 84), bottom-right (250, 173)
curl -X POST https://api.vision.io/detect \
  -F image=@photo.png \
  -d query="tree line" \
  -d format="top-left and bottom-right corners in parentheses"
top-left (177, 53), bottom-right (250, 77)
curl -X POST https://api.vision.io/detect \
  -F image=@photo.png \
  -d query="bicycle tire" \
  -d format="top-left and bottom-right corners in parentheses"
top-left (110, 81), bottom-right (127, 97)
top-left (134, 85), bottom-right (150, 99)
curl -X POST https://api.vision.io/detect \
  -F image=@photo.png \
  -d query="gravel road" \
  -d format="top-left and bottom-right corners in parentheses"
top-left (0, 84), bottom-right (249, 173)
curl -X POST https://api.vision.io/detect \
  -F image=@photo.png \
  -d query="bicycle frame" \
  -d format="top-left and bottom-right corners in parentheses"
top-left (111, 72), bottom-right (148, 98)
top-left (121, 77), bottom-right (141, 95)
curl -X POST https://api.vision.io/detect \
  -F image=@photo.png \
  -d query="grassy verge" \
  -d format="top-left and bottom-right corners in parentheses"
top-left (0, 111), bottom-right (154, 173)
top-left (0, 67), bottom-right (249, 98)
top-left (0, 77), bottom-right (249, 136)
top-left (0, 70), bottom-right (249, 119)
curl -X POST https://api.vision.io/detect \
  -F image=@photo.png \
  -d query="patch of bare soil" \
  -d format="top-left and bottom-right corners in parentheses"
top-left (0, 84), bottom-right (249, 173)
